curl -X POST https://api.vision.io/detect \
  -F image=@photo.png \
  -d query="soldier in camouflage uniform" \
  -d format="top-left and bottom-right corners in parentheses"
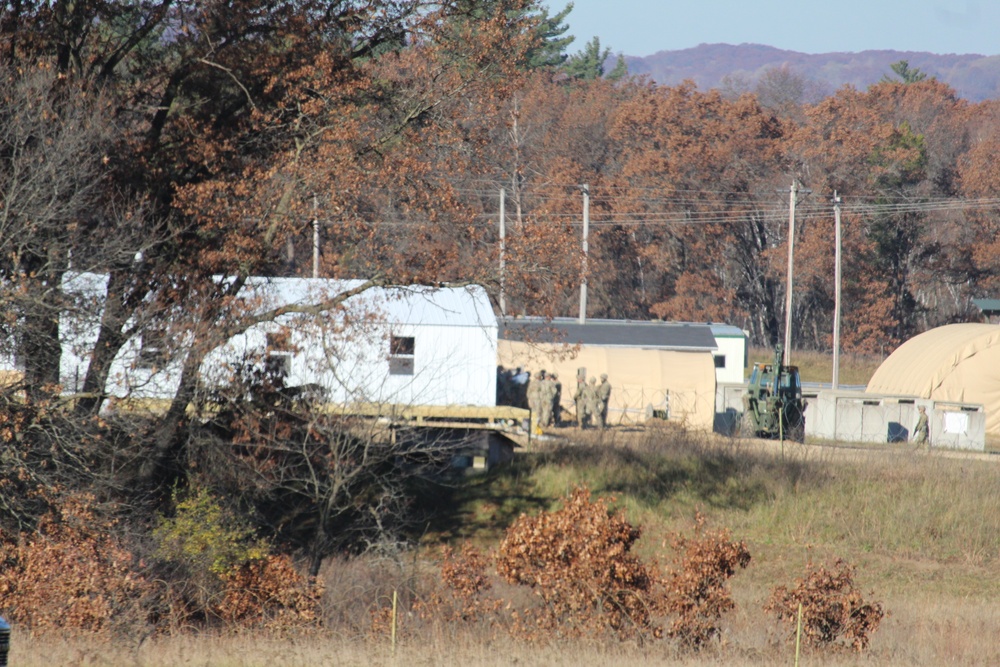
top-left (597, 374), bottom-right (612, 429)
top-left (525, 370), bottom-right (538, 427)
top-left (573, 378), bottom-right (589, 428)
top-left (551, 374), bottom-right (562, 426)
top-left (528, 370), bottom-right (548, 430)
top-left (585, 377), bottom-right (603, 429)
top-left (539, 372), bottom-right (556, 428)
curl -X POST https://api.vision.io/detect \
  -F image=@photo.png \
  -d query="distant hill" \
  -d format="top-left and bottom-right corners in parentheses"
top-left (624, 44), bottom-right (1000, 102)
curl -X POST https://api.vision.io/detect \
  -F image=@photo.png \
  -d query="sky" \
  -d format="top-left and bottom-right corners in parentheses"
top-left (547, 0), bottom-right (1000, 58)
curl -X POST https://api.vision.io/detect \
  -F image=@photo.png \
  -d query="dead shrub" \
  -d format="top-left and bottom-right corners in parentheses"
top-left (496, 487), bottom-right (658, 641)
top-left (0, 493), bottom-right (151, 634)
top-left (414, 544), bottom-right (507, 632)
top-left (216, 555), bottom-right (323, 630)
top-left (434, 544), bottom-right (501, 622)
top-left (765, 558), bottom-right (885, 651)
top-left (319, 554), bottom-right (424, 638)
top-left (663, 512), bottom-right (751, 648)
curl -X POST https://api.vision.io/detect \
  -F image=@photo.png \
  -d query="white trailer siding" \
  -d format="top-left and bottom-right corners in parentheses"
top-left (58, 274), bottom-right (498, 408)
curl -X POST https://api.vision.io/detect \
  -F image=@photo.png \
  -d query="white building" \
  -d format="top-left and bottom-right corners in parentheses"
top-left (54, 274), bottom-right (499, 408)
top-left (708, 324), bottom-right (748, 385)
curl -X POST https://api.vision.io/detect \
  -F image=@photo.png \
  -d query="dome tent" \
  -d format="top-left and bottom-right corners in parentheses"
top-left (866, 323), bottom-right (1000, 434)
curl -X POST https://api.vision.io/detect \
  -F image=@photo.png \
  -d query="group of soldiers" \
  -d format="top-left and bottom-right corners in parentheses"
top-left (497, 366), bottom-right (612, 430)
top-left (526, 370), bottom-right (562, 429)
top-left (574, 373), bottom-right (612, 429)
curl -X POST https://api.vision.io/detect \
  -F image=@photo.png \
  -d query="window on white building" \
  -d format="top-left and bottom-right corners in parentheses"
top-left (138, 328), bottom-right (169, 370)
top-left (266, 330), bottom-right (292, 381)
top-left (389, 335), bottom-right (415, 376)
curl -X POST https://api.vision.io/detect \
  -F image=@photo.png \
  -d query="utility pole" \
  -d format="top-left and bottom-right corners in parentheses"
top-left (783, 181), bottom-right (797, 365)
top-left (312, 194), bottom-right (319, 279)
top-left (578, 184), bottom-right (589, 324)
top-left (832, 192), bottom-right (842, 389)
top-left (499, 188), bottom-right (507, 317)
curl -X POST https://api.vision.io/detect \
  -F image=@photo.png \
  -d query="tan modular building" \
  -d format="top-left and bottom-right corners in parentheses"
top-left (866, 323), bottom-right (1000, 435)
top-left (498, 318), bottom-right (718, 431)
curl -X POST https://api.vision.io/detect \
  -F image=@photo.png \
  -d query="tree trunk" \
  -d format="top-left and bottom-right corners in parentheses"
top-left (143, 339), bottom-right (205, 484)
top-left (22, 303), bottom-right (61, 398)
top-left (20, 257), bottom-right (63, 402)
top-left (76, 268), bottom-right (139, 415)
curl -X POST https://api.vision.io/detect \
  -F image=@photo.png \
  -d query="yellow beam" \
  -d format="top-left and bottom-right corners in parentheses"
top-left (63, 394), bottom-right (530, 425)
top-left (320, 402), bottom-right (530, 422)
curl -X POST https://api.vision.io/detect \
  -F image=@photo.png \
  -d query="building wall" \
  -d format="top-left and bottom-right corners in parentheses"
top-left (498, 341), bottom-right (717, 430)
top-left (55, 276), bottom-right (498, 408)
top-left (715, 384), bottom-right (986, 451)
top-left (711, 334), bottom-right (747, 385)
top-left (806, 390), bottom-right (985, 450)
top-left (274, 318), bottom-right (497, 407)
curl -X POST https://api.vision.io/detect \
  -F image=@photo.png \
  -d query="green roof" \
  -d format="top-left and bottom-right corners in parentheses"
top-left (972, 298), bottom-right (1000, 314)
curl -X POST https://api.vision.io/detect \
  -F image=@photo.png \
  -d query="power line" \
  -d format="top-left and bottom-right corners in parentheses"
top-left (303, 195), bottom-right (1000, 228)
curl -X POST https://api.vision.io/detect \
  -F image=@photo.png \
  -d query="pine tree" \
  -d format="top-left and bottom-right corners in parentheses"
top-left (563, 36), bottom-right (610, 80)
top-left (526, 3), bottom-right (575, 68)
top-left (883, 60), bottom-right (929, 84)
top-left (606, 53), bottom-right (628, 81)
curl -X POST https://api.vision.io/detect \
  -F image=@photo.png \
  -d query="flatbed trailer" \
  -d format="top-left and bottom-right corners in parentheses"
top-left (59, 393), bottom-right (534, 468)
top-left (314, 403), bottom-right (532, 471)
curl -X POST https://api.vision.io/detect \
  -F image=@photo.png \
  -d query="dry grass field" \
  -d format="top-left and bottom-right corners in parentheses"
top-left (11, 426), bottom-right (1000, 666)
top-left (19, 625), bottom-right (1000, 667)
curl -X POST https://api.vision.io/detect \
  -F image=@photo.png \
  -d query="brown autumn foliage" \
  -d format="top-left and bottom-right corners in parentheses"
top-left (403, 489), bottom-right (751, 648)
top-left (0, 490), bottom-right (321, 635)
top-left (412, 544), bottom-right (504, 631)
top-left (765, 558), bottom-right (886, 651)
top-left (214, 556), bottom-right (323, 631)
top-left (496, 487), bottom-right (657, 640)
top-left (0, 3), bottom-right (989, 649)
top-left (663, 512), bottom-right (752, 647)
top-left (5, 2), bottom-right (1000, 419)
top-left (608, 84), bottom-right (788, 336)
top-left (0, 494), bottom-right (150, 634)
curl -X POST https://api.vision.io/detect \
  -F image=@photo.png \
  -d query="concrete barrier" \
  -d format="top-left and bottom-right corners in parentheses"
top-left (715, 385), bottom-right (986, 451)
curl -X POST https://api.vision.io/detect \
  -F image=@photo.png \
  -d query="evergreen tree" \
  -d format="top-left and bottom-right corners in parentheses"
top-left (563, 36), bottom-right (610, 80)
top-left (606, 53), bottom-right (628, 81)
top-left (882, 60), bottom-right (929, 84)
top-left (526, 3), bottom-right (575, 68)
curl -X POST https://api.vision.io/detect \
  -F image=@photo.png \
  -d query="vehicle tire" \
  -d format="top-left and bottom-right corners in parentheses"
top-left (739, 412), bottom-right (756, 438)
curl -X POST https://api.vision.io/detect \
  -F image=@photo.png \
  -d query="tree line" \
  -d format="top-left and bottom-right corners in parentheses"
top-left (6, 3), bottom-right (997, 404)
top-left (2, 0), bottom-right (1000, 594)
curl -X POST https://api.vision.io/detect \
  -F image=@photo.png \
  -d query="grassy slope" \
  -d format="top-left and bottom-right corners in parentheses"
top-left (17, 427), bottom-right (1000, 665)
top-left (412, 426), bottom-right (1000, 663)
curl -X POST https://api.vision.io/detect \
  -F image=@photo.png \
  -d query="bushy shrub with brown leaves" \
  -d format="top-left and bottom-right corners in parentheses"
top-left (663, 512), bottom-right (751, 647)
top-left (0, 490), bottom-right (321, 635)
top-left (496, 487), bottom-right (657, 641)
top-left (437, 544), bottom-right (499, 620)
top-left (0, 493), bottom-right (151, 633)
top-left (765, 558), bottom-right (885, 651)
top-left (215, 555), bottom-right (323, 630)
top-left (391, 491), bottom-right (752, 649)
